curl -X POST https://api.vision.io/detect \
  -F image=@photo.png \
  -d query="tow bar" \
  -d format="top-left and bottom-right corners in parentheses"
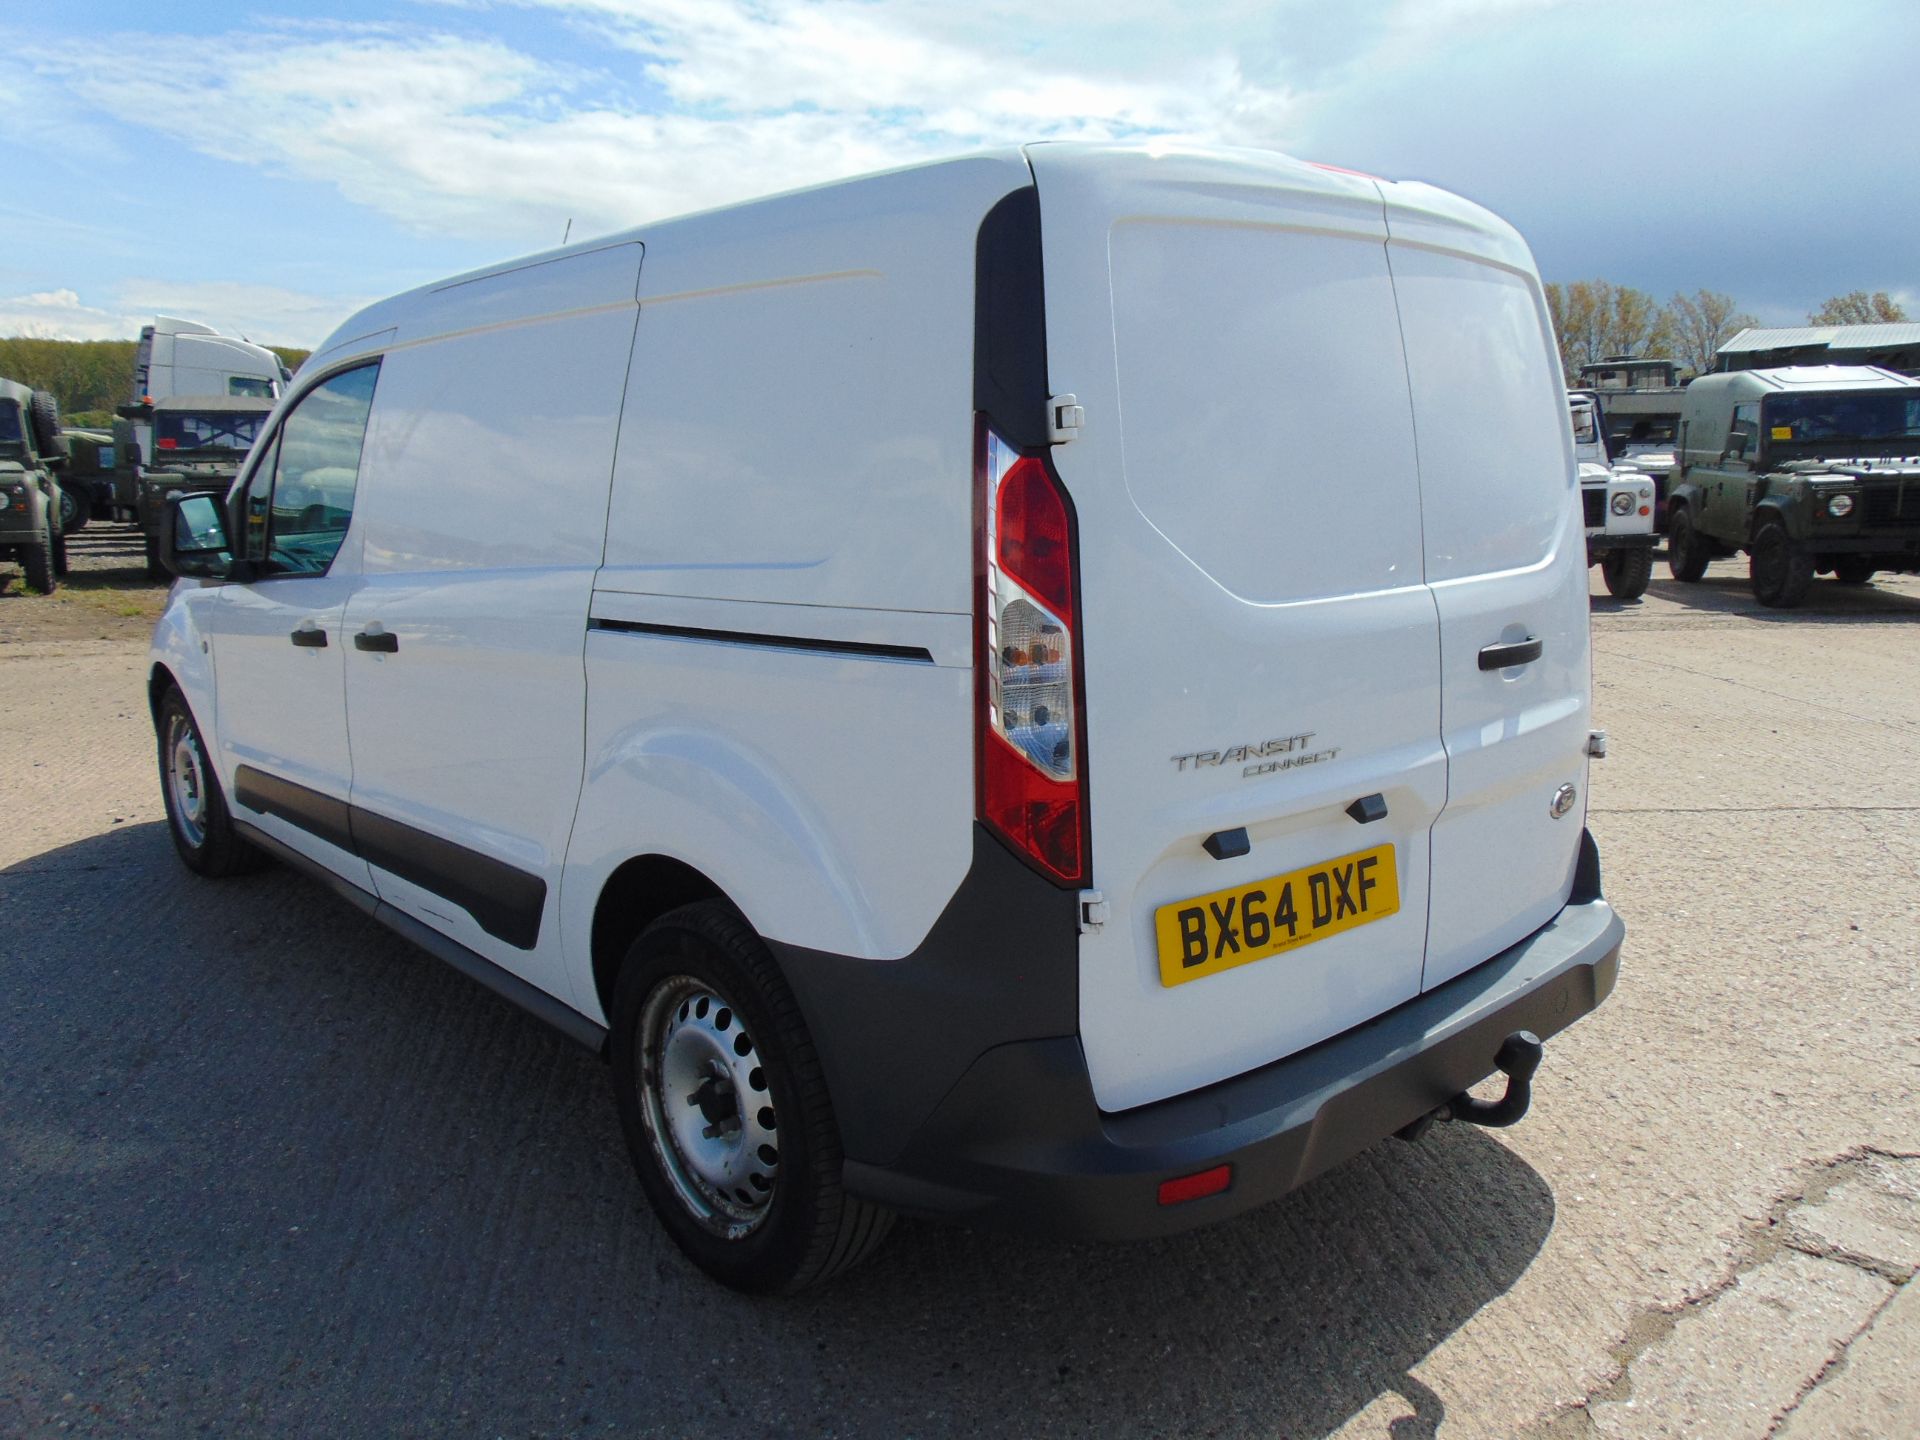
top-left (1396, 1030), bottom-right (1544, 1142)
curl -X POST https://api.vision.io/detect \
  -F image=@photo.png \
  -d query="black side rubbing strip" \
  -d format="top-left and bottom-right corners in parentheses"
top-left (232, 765), bottom-right (546, 951)
top-left (234, 764), bottom-right (355, 854)
top-left (974, 184), bottom-right (1049, 450)
top-left (350, 808), bottom-right (547, 952)
top-left (588, 617), bottom-right (934, 664)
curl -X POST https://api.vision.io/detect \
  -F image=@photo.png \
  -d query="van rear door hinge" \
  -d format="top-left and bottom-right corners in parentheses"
top-left (1078, 889), bottom-right (1108, 933)
top-left (1048, 394), bottom-right (1084, 444)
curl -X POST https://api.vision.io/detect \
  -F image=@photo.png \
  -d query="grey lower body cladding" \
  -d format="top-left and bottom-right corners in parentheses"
top-left (780, 828), bottom-right (1621, 1242)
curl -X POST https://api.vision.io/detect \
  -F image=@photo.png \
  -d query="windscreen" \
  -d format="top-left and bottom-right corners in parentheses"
top-left (156, 411), bottom-right (263, 453)
top-left (1611, 414), bottom-right (1678, 448)
top-left (1765, 391), bottom-right (1920, 456)
top-left (0, 401), bottom-right (21, 444)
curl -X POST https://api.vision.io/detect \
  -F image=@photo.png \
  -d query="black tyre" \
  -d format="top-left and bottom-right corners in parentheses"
top-left (157, 687), bottom-right (266, 877)
top-left (1666, 506), bottom-right (1710, 582)
top-left (1750, 519), bottom-right (1813, 609)
top-left (20, 524), bottom-right (55, 594)
top-left (610, 900), bottom-right (894, 1293)
top-left (58, 482), bottom-right (90, 534)
top-left (51, 528), bottom-right (69, 578)
top-left (28, 390), bottom-right (68, 460)
top-left (1833, 558), bottom-right (1875, 586)
top-left (1601, 547), bottom-right (1654, 600)
top-left (144, 532), bottom-right (167, 581)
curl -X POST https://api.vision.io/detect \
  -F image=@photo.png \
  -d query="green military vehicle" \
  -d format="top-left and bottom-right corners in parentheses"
top-left (1666, 366), bottom-right (1920, 608)
top-left (126, 394), bottom-right (273, 578)
top-left (0, 376), bottom-right (69, 594)
top-left (57, 427), bottom-right (116, 533)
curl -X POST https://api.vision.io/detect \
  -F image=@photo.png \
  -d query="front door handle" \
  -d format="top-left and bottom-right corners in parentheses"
top-left (353, 628), bottom-right (399, 654)
top-left (1478, 637), bottom-right (1543, 671)
top-left (289, 625), bottom-right (328, 648)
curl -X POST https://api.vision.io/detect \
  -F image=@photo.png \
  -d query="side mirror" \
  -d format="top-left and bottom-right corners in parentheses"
top-left (161, 493), bottom-right (234, 580)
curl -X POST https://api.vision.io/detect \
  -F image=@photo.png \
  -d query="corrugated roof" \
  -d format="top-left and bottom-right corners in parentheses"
top-left (1719, 323), bottom-right (1920, 353)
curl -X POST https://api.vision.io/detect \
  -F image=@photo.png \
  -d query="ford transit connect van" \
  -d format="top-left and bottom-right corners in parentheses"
top-left (150, 143), bottom-right (1623, 1293)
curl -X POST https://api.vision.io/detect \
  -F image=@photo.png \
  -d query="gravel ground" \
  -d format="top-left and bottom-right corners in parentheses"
top-left (1, 538), bottom-right (1915, 1438)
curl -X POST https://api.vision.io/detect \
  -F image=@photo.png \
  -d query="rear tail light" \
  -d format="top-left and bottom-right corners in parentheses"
top-left (977, 422), bottom-right (1087, 884)
top-left (1158, 1165), bottom-right (1232, 1205)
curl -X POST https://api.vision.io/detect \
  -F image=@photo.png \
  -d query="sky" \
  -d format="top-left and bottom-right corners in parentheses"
top-left (1, 0), bottom-right (1914, 348)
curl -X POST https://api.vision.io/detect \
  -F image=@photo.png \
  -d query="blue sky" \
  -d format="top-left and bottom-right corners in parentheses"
top-left (2, 0), bottom-right (1914, 347)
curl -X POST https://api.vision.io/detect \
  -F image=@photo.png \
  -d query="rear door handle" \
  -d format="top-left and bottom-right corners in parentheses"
top-left (353, 629), bottom-right (399, 654)
top-left (1478, 637), bottom-right (1543, 670)
top-left (289, 626), bottom-right (328, 648)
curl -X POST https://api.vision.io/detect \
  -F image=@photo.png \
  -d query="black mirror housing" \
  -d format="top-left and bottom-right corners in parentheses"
top-left (161, 493), bottom-right (234, 580)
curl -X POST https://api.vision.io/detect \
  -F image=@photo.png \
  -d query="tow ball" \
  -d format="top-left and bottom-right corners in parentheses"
top-left (1396, 1030), bottom-right (1545, 1143)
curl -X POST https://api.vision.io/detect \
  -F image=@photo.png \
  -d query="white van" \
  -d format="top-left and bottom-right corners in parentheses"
top-left (150, 143), bottom-right (1623, 1293)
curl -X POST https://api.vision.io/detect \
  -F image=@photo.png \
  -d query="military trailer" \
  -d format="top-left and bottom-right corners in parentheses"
top-left (1570, 392), bottom-right (1657, 599)
top-left (0, 376), bottom-right (69, 594)
top-left (56, 427), bottom-right (115, 533)
top-left (1667, 365), bottom-right (1920, 607)
top-left (129, 394), bottom-right (272, 578)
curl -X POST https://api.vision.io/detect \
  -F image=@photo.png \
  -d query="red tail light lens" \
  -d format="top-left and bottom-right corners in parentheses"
top-left (977, 423), bottom-right (1086, 885)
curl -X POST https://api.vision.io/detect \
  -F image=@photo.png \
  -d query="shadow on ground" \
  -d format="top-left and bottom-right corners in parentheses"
top-left (2, 824), bottom-right (1557, 1439)
top-left (1617, 568), bottom-right (1920, 623)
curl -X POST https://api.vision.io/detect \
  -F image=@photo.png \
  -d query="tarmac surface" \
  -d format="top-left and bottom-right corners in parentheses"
top-left (2, 524), bottom-right (1916, 1438)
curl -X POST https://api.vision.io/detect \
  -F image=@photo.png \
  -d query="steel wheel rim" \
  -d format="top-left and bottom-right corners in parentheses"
top-left (166, 715), bottom-right (209, 848)
top-left (637, 974), bottom-right (780, 1238)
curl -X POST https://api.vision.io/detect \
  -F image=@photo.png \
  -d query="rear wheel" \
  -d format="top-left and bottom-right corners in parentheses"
top-left (144, 532), bottom-right (167, 581)
top-left (1601, 547), bottom-right (1653, 600)
top-left (610, 900), bottom-right (893, 1293)
top-left (1750, 519), bottom-right (1814, 608)
top-left (157, 687), bottom-right (265, 877)
top-left (1666, 507), bottom-right (1710, 582)
top-left (51, 529), bottom-right (68, 577)
top-left (1833, 558), bottom-right (1876, 586)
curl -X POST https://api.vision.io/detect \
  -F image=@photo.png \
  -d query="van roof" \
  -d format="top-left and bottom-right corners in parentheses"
top-left (308, 142), bottom-right (1526, 369)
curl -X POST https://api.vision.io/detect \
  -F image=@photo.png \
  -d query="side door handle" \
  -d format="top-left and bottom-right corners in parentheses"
top-left (353, 628), bottom-right (399, 654)
top-left (289, 625), bottom-right (328, 648)
top-left (1478, 637), bottom-right (1543, 671)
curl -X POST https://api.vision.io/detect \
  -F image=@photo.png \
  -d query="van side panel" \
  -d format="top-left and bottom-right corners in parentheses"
top-left (561, 156), bottom-right (1034, 1004)
top-left (341, 246), bottom-right (644, 1008)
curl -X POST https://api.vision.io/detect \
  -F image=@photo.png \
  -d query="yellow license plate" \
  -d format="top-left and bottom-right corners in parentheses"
top-left (1155, 843), bottom-right (1400, 987)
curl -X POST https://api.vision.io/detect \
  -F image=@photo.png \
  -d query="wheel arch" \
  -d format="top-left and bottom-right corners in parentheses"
top-left (590, 853), bottom-right (727, 1025)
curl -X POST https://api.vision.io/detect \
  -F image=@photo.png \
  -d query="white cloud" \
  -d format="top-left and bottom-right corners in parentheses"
top-left (29, 9), bottom-right (1297, 246)
top-left (0, 281), bottom-right (368, 347)
top-left (0, 289), bottom-right (139, 342)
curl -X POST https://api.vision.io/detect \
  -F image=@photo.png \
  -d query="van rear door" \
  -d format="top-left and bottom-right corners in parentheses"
top-left (1026, 145), bottom-right (1446, 1114)
top-left (1379, 187), bottom-right (1592, 988)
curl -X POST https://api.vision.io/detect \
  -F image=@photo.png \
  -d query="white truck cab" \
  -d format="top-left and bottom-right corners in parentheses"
top-left (148, 143), bottom-right (1623, 1293)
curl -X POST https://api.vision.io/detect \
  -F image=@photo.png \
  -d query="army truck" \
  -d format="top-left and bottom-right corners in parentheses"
top-left (129, 395), bottom-right (272, 578)
top-left (56, 427), bottom-right (115, 533)
top-left (1667, 365), bottom-right (1920, 607)
top-left (1571, 392), bottom-right (1658, 599)
top-left (1578, 356), bottom-right (1684, 529)
top-left (0, 376), bottom-right (69, 593)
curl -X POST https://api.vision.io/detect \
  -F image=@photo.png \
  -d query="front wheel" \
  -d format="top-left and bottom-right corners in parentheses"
top-left (157, 687), bottom-right (265, 877)
top-left (1833, 558), bottom-right (1876, 586)
top-left (144, 532), bottom-right (167, 581)
top-left (610, 900), bottom-right (893, 1293)
top-left (1750, 519), bottom-right (1814, 608)
top-left (58, 483), bottom-right (90, 533)
top-left (1666, 508), bottom-right (1710, 583)
top-left (1601, 547), bottom-right (1653, 600)
top-left (20, 525), bottom-right (55, 594)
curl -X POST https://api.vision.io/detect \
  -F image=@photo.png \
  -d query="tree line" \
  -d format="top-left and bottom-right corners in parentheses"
top-left (0, 337), bottom-right (312, 428)
top-left (1544, 284), bottom-right (1908, 384)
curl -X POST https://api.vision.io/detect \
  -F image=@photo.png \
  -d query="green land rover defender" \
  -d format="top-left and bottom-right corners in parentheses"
top-left (0, 376), bottom-right (69, 595)
top-left (1667, 366), bottom-right (1920, 608)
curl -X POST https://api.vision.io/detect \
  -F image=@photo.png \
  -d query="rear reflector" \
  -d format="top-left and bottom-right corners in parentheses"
top-left (1157, 1165), bottom-right (1232, 1206)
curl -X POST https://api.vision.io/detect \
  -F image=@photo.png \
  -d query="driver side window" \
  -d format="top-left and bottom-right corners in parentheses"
top-left (243, 361), bottom-right (381, 578)
top-left (1725, 403), bottom-right (1759, 462)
